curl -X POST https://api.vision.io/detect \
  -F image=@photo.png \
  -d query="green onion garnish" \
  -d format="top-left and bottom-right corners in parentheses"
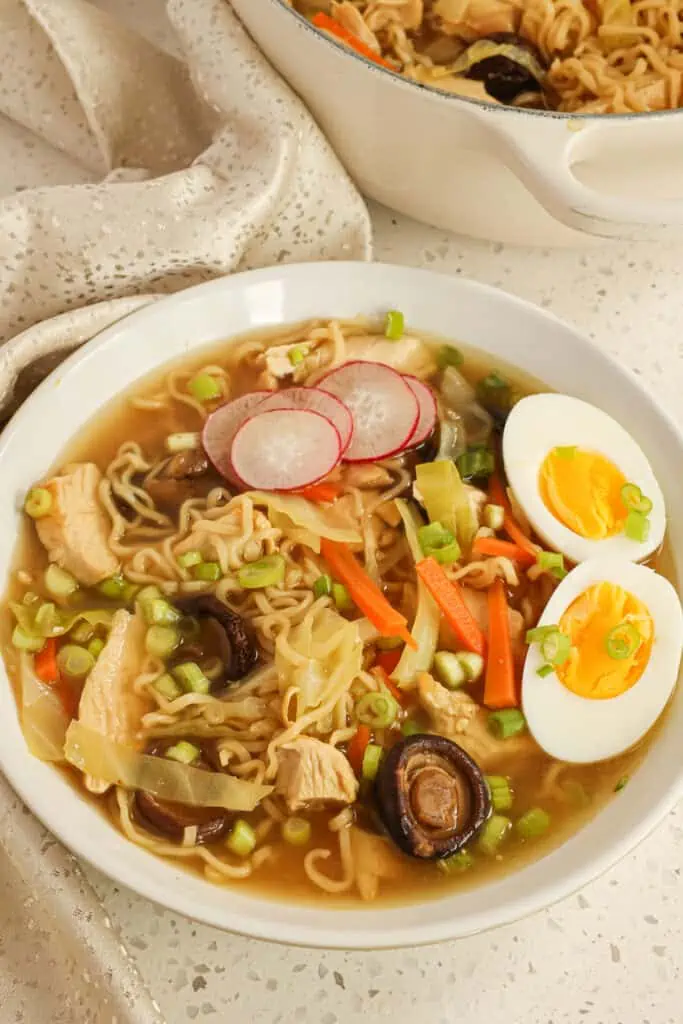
top-left (145, 625), bottom-right (180, 659)
top-left (417, 522), bottom-right (461, 564)
top-left (281, 816), bottom-right (312, 846)
top-left (605, 621), bottom-right (641, 660)
top-left (177, 550), bottom-right (203, 569)
top-left (188, 372), bottom-right (221, 403)
top-left (515, 807), bottom-right (550, 840)
top-left (313, 574), bottom-right (333, 599)
top-left (12, 626), bottom-right (45, 652)
top-left (332, 582), bottom-right (354, 612)
top-left (87, 638), bottom-right (105, 660)
top-left (485, 775), bottom-right (513, 812)
top-left (625, 510), bottom-right (650, 543)
top-left (57, 644), bottom-right (96, 679)
top-left (24, 487), bottom-right (53, 519)
top-left (433, 650), bottom-right (466, 690)
top-left (456, 446), bottom-right (495, 481)
top-left (537, 664), bottom-right (554, 678)
top-left (401, 718), bottom-right (422, 737)
top-left (226, 819), bottom-right (257, 858)
top-left (483, 503), bottom-right (505, 531)
top-left (478, 814), bottom-right (511, 855)
top-left (488, 708), bottom-right (526, 739)
top-left (171, 661), bottom-right (211, 695)
top-left (165, 741), bottom-right (201, 765)
top-left (361, 743), bottom-right (384, 781)
top-left (437, 849), bottom-right (474, 874)
top-left (288, 345), bottom-right (308, 366)
top-left (356, 691), bottom-right (399, 729)
top-left (536, 551), bottom-right (567, 580)
top-left (614, 775), bottom-right (629, 792)
top-left (44, 564), bottom-right (79, 600)
top-left (154, 673), bottom-right (183, 701)
top-left (237, 555), bottom-right (285, 589)
top-left (436, 345), bottom-right (464, 369)
top-left (431, 540), bottom-right (462, 565)
top-left (98, 575), bottom-right (127, 600)
top-left (554, 446), bottom-right (577, 460)
top-left (193, 561), bottom-right (222, 583)
top-left (539, 628), bottom-right (571, 666)
top-left (142, 598), bottom-right (181, 627)
top-left (384, 310), bottom-right (405, 341)
top-left (621, 482), bottom-right (653, 516)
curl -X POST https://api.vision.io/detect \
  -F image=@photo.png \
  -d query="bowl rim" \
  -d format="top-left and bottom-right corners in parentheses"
top-left (1, 260), bottom-right (682, 949)
top-left (270, 0), bottom-right (683, 125)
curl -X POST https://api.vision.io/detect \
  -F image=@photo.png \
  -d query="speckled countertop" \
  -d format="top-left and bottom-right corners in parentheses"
top-left (6, 2), bottom-right (683, 1021)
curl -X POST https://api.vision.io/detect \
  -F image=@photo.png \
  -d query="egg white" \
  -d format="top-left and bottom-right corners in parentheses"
top-left (502, 394), bottom-right (666, 563)
top-left (522, 557), bottom-right (683, 764)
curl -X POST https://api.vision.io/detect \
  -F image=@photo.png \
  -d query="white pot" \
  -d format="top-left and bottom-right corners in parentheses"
top-left (232, 0), bottom-right (683, 246)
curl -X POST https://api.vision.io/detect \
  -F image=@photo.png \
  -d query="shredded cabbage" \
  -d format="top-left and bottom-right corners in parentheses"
top-left (11, 603), bottom-right (113, 640)
top-left (19, 653), bottom-right (70, 762)
top-left (416, 460), bottom-right (477, 552)
top-left (393, 500), bottom-right (440, 686)
top-left (249, 492), bottom-right (361, 552)
top-left (275, 606), bottom-right (362, 714)
top-left (64, 721), bottom-right (273, 810)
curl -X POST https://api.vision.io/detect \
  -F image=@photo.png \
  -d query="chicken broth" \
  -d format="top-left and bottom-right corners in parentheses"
top-left (2, 317), bottom-right (679, 906)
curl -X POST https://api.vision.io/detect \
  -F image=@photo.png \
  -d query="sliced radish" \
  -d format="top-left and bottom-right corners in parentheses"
top-left (403, 375), bottom-right (437, 448)
top-left (318, 361), bottom-right (419, 463)
top-left (257, 386), bottom-right (353, 452)
top-left (202, 391), bottom-right (271, 484)
top-left (230, 409), bottom-right (342, 491)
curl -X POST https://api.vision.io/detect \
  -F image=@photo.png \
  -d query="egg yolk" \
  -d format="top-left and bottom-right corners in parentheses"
top-left (556, 582), bottom-right (653, 700)
top-left (539, 447), bottom-right (627, 540)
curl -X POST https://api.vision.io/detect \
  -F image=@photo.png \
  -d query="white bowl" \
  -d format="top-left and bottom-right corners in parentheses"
top-left (0, 262), bottom-right (681, 948)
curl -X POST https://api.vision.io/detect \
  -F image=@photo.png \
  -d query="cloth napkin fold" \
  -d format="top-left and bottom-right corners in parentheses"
top-left (0, 0), bottom-right (371, 1019)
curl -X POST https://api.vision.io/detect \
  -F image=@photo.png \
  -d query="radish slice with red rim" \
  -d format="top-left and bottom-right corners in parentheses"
top-left (257, 387), bottom-right (353, 452)
top-left (318, 361), bottom-right (419, 463)
top-left (402, 375), bottom-right (437, 448)
top-left (202, 391), bottom-right (271, 485)
top-left (230, 409), bottom-right (342, 491)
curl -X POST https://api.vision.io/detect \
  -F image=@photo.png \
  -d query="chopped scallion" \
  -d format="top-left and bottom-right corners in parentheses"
top-left (177, 550), bottom-right (203, 569)
top-left (98, 575), bottom-right (127, 600)
top-left (87, 637), bottom-right (105, 660)
top-left (165, 741), bottom-right (201, 765)
top-left (34, 602), bottom-right (59, 637)
top-left (539, 628), bottom-right (571, 666)
top-left (537, 551), bottom-right (567, 580)
top-left (614, 775), bottom-right (629, 792)
top-left (456, 651), bottom-right (485, 683)
top-left (143, 598), bottom-right (181, 627)
top-left (44, 564), bottom-right (79, 600)
top-left (172, 662), bottom-right (211, 695)
top-left (436, 345), bottom-right (464, 369)
top-left (188, 372), bottom-right (221, 403)
top-left (605, 621), bottom-right (641, 660)
top-left (401, 718), bottom-right (422, 737)
top-left (288, 345), bottom-right (308, 366)
top-left (356, 691), bottom-right (399, 729)
top-left (237, 555), bottom-right (285, 590)
top-left (485, 775), bottom-right (513, 812)
top-left (477, 814), bottom-right (511, 855)
top-left (154, 673), bottom-right (183, 701)
top-left (24, 487), bottom-right (53, 519)
top-left (515, 807), bottom-right (550, 840)
top-left (332, 582), bottom-right (354, 612)
top-left (433, 650), bottom-right (466, 690)
top-left (537, 664), bottom-right (554, 678)
top-left (625, 510), bottom-right (650, 543)
top-left (70, 621), bottom-right (94, 644)
top-left (488, 708), bottom-right (526, 739)
top-left (313, 574), bottom-right (333, 599)
top-left (384, 309), bottom-right (405, 341)
top-left (437, 849), bottom-right (473, 874)
top-left (456, 446), bottom-right (495, 481)
top-left (57, 644), bottom-right (95, 679)
top-left (192, 561), bottom-right (222, 583)
top-left (145, 625), bottom-right (180, 659)
top-left (620, 482), bottom-right (653, 515)
top-left (226, 819), bottom-right (257, 857)
top-left (361, 743), bottom-right (384, 781)
top-left (483, 503), bottom-right (505, 531)
top-left (12, 626), bottom-right (44, 652)
top-left (281, 816), bottom-right (312, 846)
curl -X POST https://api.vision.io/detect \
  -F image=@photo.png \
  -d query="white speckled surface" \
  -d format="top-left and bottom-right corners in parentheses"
top-left (4, 1), bottom-right (683, 1021)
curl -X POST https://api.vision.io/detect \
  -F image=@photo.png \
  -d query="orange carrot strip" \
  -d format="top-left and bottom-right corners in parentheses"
top-left (297, 481), bottom-right (341, 504)
top-left (371, 664), bottom-right (405, 704)
top-left (373, 648), bottom-right (403, 678)
top-left (34, 638), bottom-right (59, 685)
top-left (347, 724), bottom-right (371, 776)
top-left (484, 578), bottom-right (518, 709)
top-left (312, 13), bottom-right (394, 69)
top-left (472, 536), bottom-right (536, 568)
top-left (415, 557), bottom-right (486, 657)
top-left (488, 474), bottom-right (539, 559)
top-left (320, 539), bottom-right (417, 649)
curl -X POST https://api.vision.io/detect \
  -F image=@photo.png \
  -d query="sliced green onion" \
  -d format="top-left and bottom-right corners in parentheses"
top-left (418, 521), bottom-right (454, 552)
top-left (384, 309), bottom-right (405, 341)
top-left (485, 775), bottom-right (513, 812)
top-left (237, 555), bottom-right (285, 590)
top-left (456, 446), bottom-right (495, 481)
top-left (136, 585), bottom-right (162, 607)
top-left (401, 718), bottom-right (422, 737)
top-left (154, 673), bottom-right (183, 701)
top-left (87, 637), bottom-right (105, 660)
top-left (476, 372), bottom-right (514, 421)
top-left (433, 650), bottom-right (466, 690)
top-left (313, 574), bottom-right (333, 599)
top-left (192, 561), bottom-right (222, 583)
top-left (165, 741), bottom-right (201, 765)
top-left (177, 550), bottom-right (203, 569)
top-left (554, 446), bottom-right (577, 460)
top-left (456, 651), bottom-right (484, 683)
top-left (621, 482), bottom-right (653, 515)
top-left (172, 662), bottom-right (211, 695)
top-left (24, 487), bottom-right (53, 519)
top-left (536, 551), bottom-right (567, 580)
top-left (98, 575), bottom-right (127, 600)
top-left (12, 626), bottom-right (44, 652)
top-left (332, 582), bottom-right (354, 612)
top-left (437, 849), bottom-right (473, 874)
top-left (361, 743), bottom-right (384, 781)
top-left (165, 432), bottom-right (201, 453)
top-left (145, 625), bottom-right (180, 659)
top-left (188, 372), bottom-right (221, 403)
top-left (70, 621), bottom-right (94, 644)
top-left (515, 807), bottom-right (550, 840)
top-left (226, 819), bottom-right (257, 857)
top-left (537, 664), bottom-right (554, 678)
top-left (540, 629), bottom-right (571, 666)
top-left (614, 775), bottom-right (629, 792)
top-left (483, 504), bottom-right (505, 531)
top-left (625, 510), bottom-right (650, 543)
top-left (356, 691), bottom-right (399, 729)
top-left (57, 644), bottom-right (95, 679)
top-left (526, 624), bottom-right (558, 644)
top-left (430, 540), bottom-right (462, 565)
top-left (281, 816), bottom-right (312, 846)
top-left (605, 621), bottom-right (642, 660)
top-left (477, 814), bottom-right (511, 855)
top-left (34, 602), bottom-right (59, 636)
top-left (436, 345), bottom-right (464, 369)
top-left (143, 598), bottom-right (181, 627)
top-left (488, 708), bottom-right (526, 739)
top-left (288, 345), bottom-right (308, 366)
top-left (44, 564), bottom-right (79, 600)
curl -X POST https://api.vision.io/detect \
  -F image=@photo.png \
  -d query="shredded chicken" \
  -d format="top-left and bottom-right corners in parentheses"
top-left (417, 672), bottom-right (478, 737)
top-left (276, 736), bottom-right (359, 811)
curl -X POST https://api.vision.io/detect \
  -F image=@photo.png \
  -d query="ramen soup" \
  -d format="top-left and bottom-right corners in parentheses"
top-left (290, 0), bottom-right (683, 114)
top-left (3, 316), bottom-right (682, 906)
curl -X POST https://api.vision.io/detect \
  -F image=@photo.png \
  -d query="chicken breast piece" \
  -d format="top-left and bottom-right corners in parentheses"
top-left (276, 736), bottom-right (359, 811)
top-left (344, 335), bottom-right (437, 380)
top-left (35, 462), bottom-right (118, 586)
top-left (417, 672), bottom-right (478, 738)
top-left (78, 609), bottom-right (149, 793)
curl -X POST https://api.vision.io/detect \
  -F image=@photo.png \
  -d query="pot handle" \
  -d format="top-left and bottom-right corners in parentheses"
top-left (471, 109), bottom-right (683, 240)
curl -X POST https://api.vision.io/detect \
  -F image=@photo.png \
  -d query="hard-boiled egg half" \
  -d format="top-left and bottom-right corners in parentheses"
top-left (522, 557), bottom-right (682, 763)
top-left (502, 394), bottom-right (665, 564)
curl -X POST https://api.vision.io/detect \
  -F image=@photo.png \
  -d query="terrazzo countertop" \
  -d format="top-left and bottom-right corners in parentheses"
top-left (4, 2), bottom-right (683, 1021)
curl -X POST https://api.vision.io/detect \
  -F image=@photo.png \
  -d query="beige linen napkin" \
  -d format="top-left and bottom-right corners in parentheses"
top-left (0, 0), bottom-right (371, 1019)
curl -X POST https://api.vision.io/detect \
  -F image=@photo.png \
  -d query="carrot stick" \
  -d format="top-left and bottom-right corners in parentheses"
top-left (34, 638), bottom-right (59, 685)
top-left (371, 664), bottom-right (405, 704)
top-left (312, 13), bottom-right (394, 69)
top-left (415, 557), bottom-right (486, 657)
top-left (320, 539), bottom-right (417, 649)
top-left (297, 481), bottom-right (341, 504)
top-left (373, 648), bottom-right (403, 678)
top-left (472, 536), bottom-right (536, 568)
top-left (488, 474), bottom-right (539, 559)
top-left (484, 578), bottom-right (518, 709)
top-left (347, 724), bottom-right (371, 776)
